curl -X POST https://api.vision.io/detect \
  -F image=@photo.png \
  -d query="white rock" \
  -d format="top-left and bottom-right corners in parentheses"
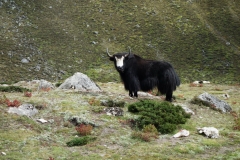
top-left (1, 152), bottom-right (6, 156)
top-left (173, 129), bottom-right (190, 138)
top-left (222, 93), bottom-right (230, 99)
top-left (137, 91), bottom-right (153, 97)
top-left (192, 81), bottom-right (210, 84)
top-left (37, 118), bottom-right (48, 123)
top-left (197, 127), bottom-right (219, 138)
top-left (202, 81), bottom-right (210, 84)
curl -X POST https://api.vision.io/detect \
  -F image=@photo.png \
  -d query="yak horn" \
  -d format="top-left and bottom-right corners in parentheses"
top-left (125, 46), bottom-right (131, 57)
top-left (106, 48), bottom-right (113, 57)
top-left (128, 46), bottom-right (131, 54)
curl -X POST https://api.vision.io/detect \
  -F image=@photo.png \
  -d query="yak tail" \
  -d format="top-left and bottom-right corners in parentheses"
top-left (158, 67), bottom-right (180, 94)
top-left (166, 67), bottom-right (180, 91)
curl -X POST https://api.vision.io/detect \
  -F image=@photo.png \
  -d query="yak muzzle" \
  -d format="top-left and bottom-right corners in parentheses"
top-left (117, 66), bottom-right (124, 72)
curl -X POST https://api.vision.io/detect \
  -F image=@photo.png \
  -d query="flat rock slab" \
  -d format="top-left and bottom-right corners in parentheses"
top-left (58, 72), bottom-right (101, 92)
top-left (198, 92), bottom-right (232, 113)
top-left (8, 103), bottom-right (38, 116)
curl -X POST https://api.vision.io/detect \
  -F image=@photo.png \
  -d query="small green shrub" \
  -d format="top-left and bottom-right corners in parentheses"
top-left (128, 100), bottom-right (191, 134)
top-left (0, 86), bottom-right (31, 92)
top-left (66, 136), bottom-right (96, 147)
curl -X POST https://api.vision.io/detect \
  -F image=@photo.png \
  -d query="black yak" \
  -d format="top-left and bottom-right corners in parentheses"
top-left (107, 48), bottom-right (180, 101)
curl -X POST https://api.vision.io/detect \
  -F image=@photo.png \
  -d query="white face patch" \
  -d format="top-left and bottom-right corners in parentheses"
top-left (115, 56), bottom-right (125, 68)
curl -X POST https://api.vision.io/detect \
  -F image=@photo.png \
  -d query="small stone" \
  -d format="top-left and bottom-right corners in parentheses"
top-left (37, 118), bottom-right (48, 123)
top-left (21, 58), bottom-right (29, 63)
top-left (91, 41), bottom-right (98, 44)
top-left (173, 129), bottom-right (190, 138)
top-left (1, 152), bottom-right (6, 156)
top-left (93, 31), bottom-right (98, 34)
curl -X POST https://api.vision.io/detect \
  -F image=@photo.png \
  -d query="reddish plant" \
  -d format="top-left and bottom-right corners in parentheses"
top-left (24, 91), bottom-right (32, 97)
top-left (131, 131), bottom-right (157, 142)
top-left (5, 99), bottom-right (21, 107)
top-left (189, 83), bottom-right (203, 87)
top-left (75, 124), bottom-right (93, 136)
top-left (41, 87), bottom-right (51, 92)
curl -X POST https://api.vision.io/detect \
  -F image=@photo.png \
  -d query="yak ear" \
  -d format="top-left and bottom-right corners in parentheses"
top-left (109, 56), bottom-right (115, 61)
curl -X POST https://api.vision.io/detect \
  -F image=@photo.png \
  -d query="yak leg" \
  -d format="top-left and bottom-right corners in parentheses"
top-left (129, 80), bottom-right (139, 98)
top-left (165, 90), bottom-right (173, 102)
top-left (129, 91), bottom-right (133, 97)
top-left (129, 91), bottom-right (138, 98)
top-left (133, 91), bottom-right (138, 98)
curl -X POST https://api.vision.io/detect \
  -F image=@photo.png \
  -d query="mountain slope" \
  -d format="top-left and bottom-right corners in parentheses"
top-left (0, 0), bottom-right (240, 83)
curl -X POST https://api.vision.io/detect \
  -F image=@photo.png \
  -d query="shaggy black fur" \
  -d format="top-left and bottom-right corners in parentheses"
top-left (109, 52), bottom-right (180, 101)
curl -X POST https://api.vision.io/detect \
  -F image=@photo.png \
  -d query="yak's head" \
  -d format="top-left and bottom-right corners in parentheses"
top-left (107, 48), bottom-right (132, 73)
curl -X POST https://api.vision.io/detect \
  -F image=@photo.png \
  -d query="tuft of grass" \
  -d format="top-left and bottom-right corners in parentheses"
top-left (173, 143), bottom-right (205, 154)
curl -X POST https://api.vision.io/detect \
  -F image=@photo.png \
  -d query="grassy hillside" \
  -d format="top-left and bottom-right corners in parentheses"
top-left (0, 82), bottom-right (240, 159)
top-left (0, 0), bottom-right (240, 83)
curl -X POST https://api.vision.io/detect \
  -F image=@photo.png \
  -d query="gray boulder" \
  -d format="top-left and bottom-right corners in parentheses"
top-left (8, 103), bottom-right (38, 117)
top-left (198, 92), bottom-right (232, 113)
top-left (58, 72), bottom-right (101, 92)
top-left (38, 79), bottom-right (55, 90)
